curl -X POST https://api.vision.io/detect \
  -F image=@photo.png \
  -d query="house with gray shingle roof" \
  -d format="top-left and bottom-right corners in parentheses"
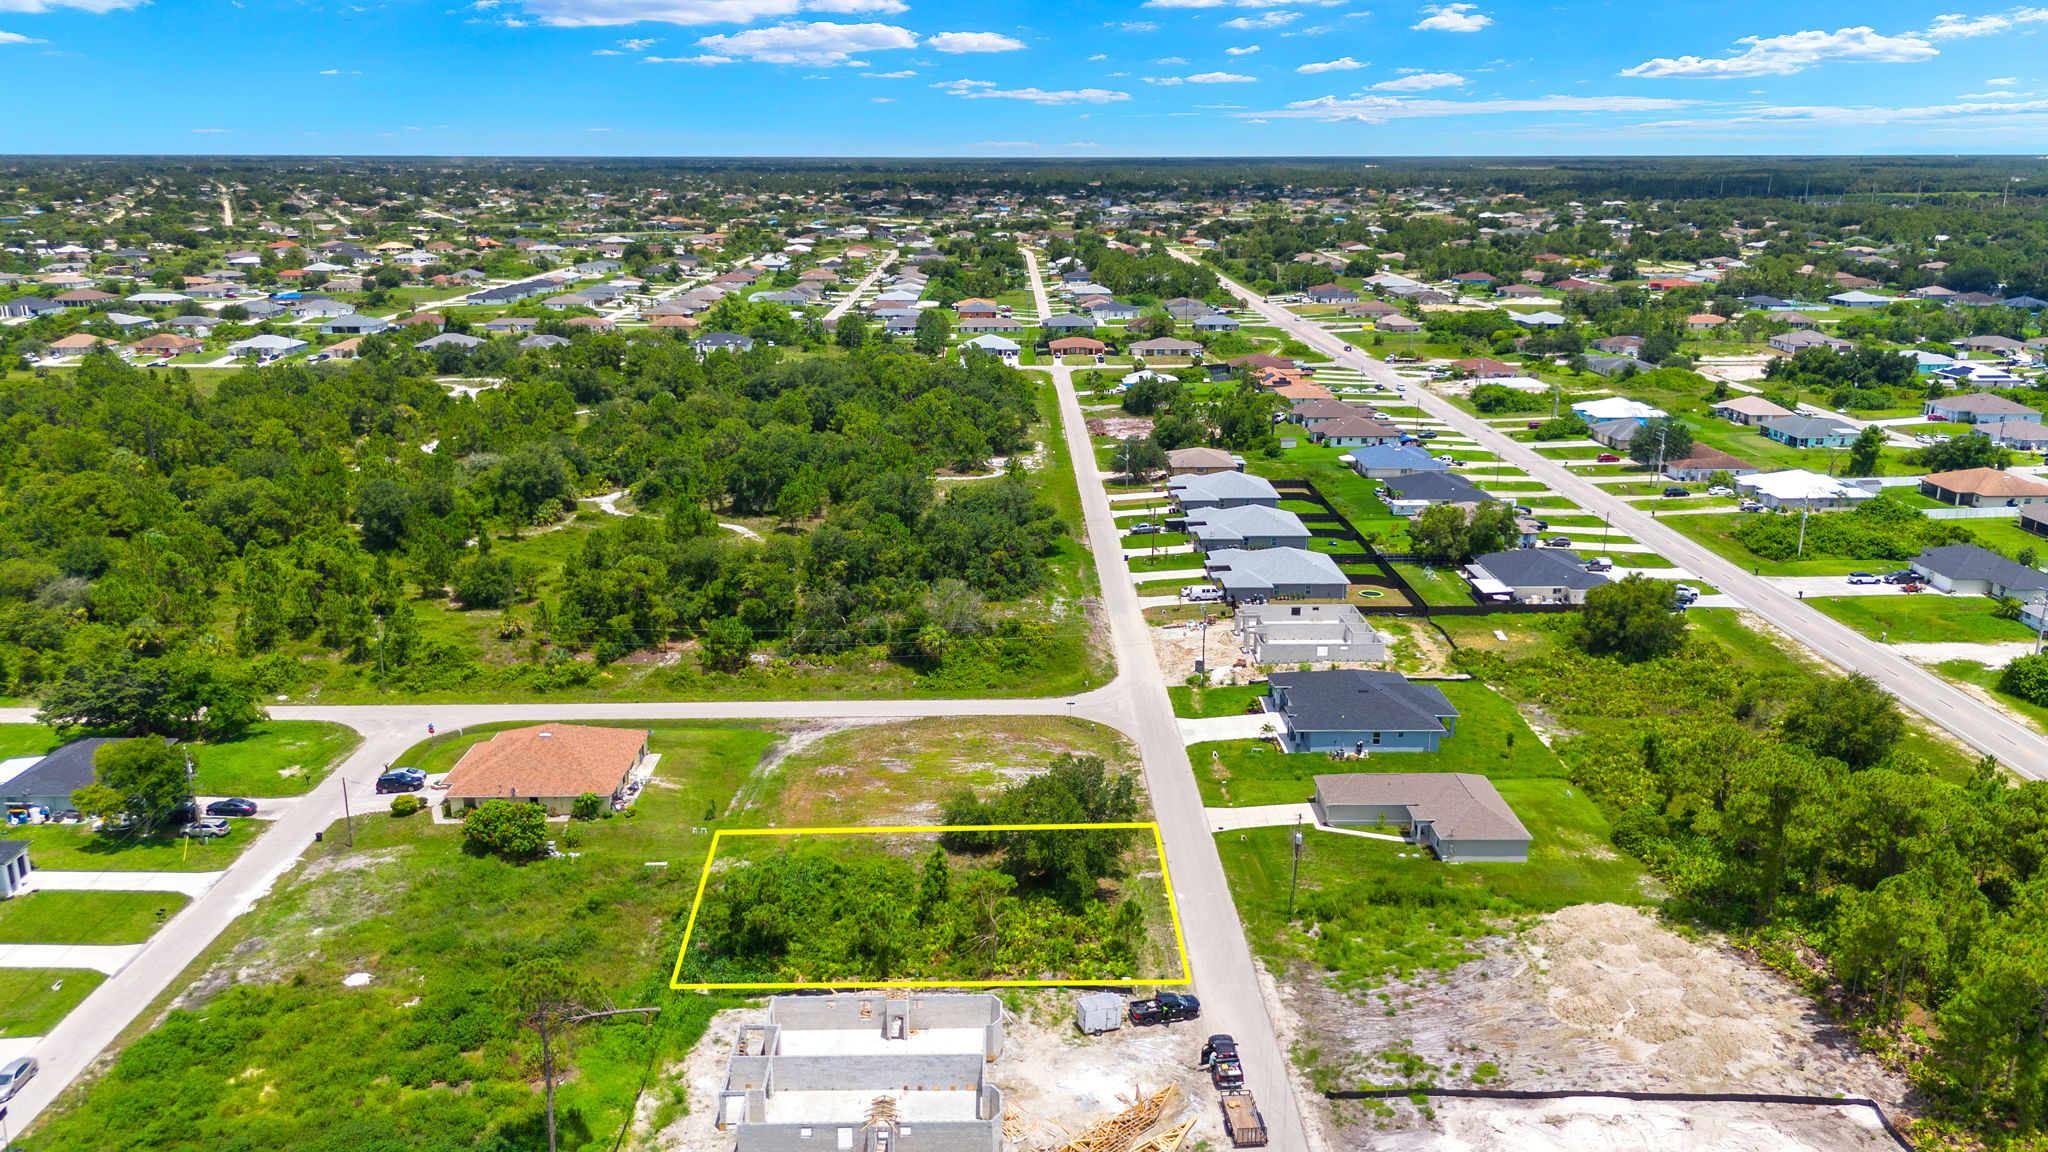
top-left (1266, 669), bottom-right (1459, 753)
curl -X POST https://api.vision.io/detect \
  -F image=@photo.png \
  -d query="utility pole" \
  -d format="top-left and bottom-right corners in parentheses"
top-left (1797, 497), bottom-right (1812, 558)
top-left (341, 772), bottom-right (354, 848)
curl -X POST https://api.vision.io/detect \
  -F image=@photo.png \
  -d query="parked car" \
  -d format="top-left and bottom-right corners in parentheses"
top-left (1181, 584), bottom-right (1225, 603)
top-left (1739, 500), bottom-right (1763, 512)
top-left (376, 767), bottom-right (428, 794)
top-left (1883, 570), bottom-right (1920, 584)
top-left (1674, 584), bottom-right (1701, 606)
top-left (1596, 453), bottom-right (1622, 463)
top-left (1527, 420), bottom-right (1543, 430)
top-left (1127, 522), bottom-right (1162, 535)
top-left (1585, 556), bottom-right (1614, 572)
top-left (1128, 992), bottom-right (1201, 1026)
top-left (1927, 413), bottom-right (1948, 421)
top-left (181, 817), bottom-right (231, 839)
top-left (1662, 486), bottom-right (1690, 498)
top-left (0, 1056), bottom-right (37, 1102)
top-left (1416, 430), bottom-right (1437, 440)
top-left (1545, 536), bottom-right (1572, 547)
top-left (1705, 485), bottom-right (1734, 497)
top-left (206, 797), bottom-right (258, 817)
top-left (1847, 572), bottom-right (1880, 585)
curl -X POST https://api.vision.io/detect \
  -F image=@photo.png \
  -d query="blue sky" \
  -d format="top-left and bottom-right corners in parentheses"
top-left (4, 0), bottom-right (2048, 154)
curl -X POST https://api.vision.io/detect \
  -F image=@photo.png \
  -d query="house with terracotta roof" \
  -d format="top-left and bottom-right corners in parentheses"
top-left (1918, 468), bottom-right (2048, 508)
top-left (442, 724), bottom-right (650, 816)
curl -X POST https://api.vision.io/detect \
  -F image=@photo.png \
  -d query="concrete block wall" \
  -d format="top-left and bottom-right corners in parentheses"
top-left (735, 1120), bottom-right (1002, 1152)
top-left (760, 1053), bottom-right (987, 1093)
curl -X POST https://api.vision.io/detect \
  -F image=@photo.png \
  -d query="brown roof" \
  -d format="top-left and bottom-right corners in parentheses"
top-left (1272, 381), bottom-right (1336, 402)
top-left (1049, 336), bottom-right (1106, 353)
top-left (443, 724), bottom-right (646, 801)
top-left (1922, 468), bottom-right (2048, 499)
top-left (1664, 445), bottom-right (1754, 473)
top-left (649, 314), bottom-right (700, 328)
top-left (1315, 772), bottom-right (1529, 842)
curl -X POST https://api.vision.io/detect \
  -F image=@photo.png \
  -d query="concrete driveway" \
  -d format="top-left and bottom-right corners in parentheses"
top-left (1176, 714), bottom-right (1275, 745)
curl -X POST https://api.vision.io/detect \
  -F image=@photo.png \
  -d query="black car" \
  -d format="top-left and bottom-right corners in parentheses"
top-left (1662, 486), bottom-right (1690, 498)
top-left (206, 798), bottom-right (258, 818)
top-left (1883, 571), bottom-right (1920, 585)
top-left (168, 801), bottom-right (198, 826)
top-left (1128, 992), bottom-right (1201, 1026)
top-left (375, 767), bottom-right (427, 794)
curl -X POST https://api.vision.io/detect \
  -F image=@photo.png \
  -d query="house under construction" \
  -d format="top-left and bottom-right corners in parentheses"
top-left (718, 993), bottom-right (1006, 1152)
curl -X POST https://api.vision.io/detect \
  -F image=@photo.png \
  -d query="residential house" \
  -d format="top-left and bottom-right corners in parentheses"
top-left (1203, 547), bottom-right (1348, 601)
top-left (1918, 467), bottom-right (2048, 508)
top-left (1451, 358), bottom-right (1517, 378)
top-left (1735, 469), bottom-right (1873, 510)
top-left (1165, 446), bottom-right (1242, 475)
top-left (1311, 414), bottom-right (1403, 447)
top-left (483, 315), bottom-right (539, 333)
top-left (959, 334), bottom-right (1020, 365)
top-left (1266, 669), bottom-right (1459, 754)
top-left (1345, 443), bottom-right (1449, 479)
top-left (957, 316), bottom-right (1025, 335)
top-left (1981, 421), bottom-right (2048, 451)
top-left (693, 332), bottom-right (754, 355)
top-left (1827, 290), bottom-right (1893, 308)
top-left (1761, 414), bottom-right (1859, 449)
top-left (1710, 396), bottom-right (1796, 426)
top-left (416, 332), bottom-right (485, 352)
top-left (1571, 397), bottom-right (1667, 423)
top-left (0, 736), bottom-right (111, 815)
top-left (1768, 329), bottom-right (1855, 354)
top-left (1925, 392), bottom-right (2042, 425)
top-left (1, 297), bottom-right (62, 319)
top-left (1910, 544), bottom-right (2048, 601)
top-left (1235, 604), bottom-right (1385, 665)
top-left (441, 724), bottom-right (649, 816)
top-left (1303, 284), bottom-right (1359, 304)
top-left (1184, 505), bottom-right (1313, 553)
top-left (1662, 446), bottom-right (1759, 482)
top-left (1312, 773), bottom-right (1529, 863)
top-left (1378, 471), bottom-right (1492, 514)
top-left (1049, 336), bottom-right (1107, 357)
top-left (1192, 314), bottom-right (1240, 333)
top-left (1589, 335), bottom-right (1644, 355)
top-left (1587, 419), bottom-right (1641, 451)
top-left (320, 314), bottom-right (389, 336)
top-left (1130, 337), bottom-right (1203, 359)
top-left (1465, 549), bottom-right (1609, 605)
top-left (1039, 314), bottom-right (1096, 333)
top-left (228, 334), bottom-right (309, 358)
top-left (1685, 313), bottom-right (1727, 331)
top-left (1169, 471), bottom-right (1281, 510)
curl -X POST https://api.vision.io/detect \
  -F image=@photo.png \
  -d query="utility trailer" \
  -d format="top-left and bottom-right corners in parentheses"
top-left (1219, 1091), bottom-right (1268, 1147)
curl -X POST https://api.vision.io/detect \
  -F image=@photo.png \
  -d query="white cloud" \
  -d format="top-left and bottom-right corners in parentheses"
top-left (316, 66), bottom-right (360, 73)
top-left (1187, 69), bottom-right (1256, 81)
top-left (1153, 55), bottom-right (1189, 63)
top-left (1226, 44), bottom-right (1260, 54)
top-left (926, 31), bottom-right (1025, 53)
top-left (1221, 10), bottom-right (1295, 28)
top-left (1065, 141), bottom-right (1101, 146)
top-left (0, 0), bottom-right (139, 11)
top-left (1921, 12), bottom-right (2020, 40)
top-left (0, 31), bottom-right (44, 42)
top-left (1250, 92), bottom-right (1693, 121)
top-left (644, 52), bottom-right (736, 62)
top-left (518, 0), bottom-right (902, 27)
top-left (1295, 55), bottom-right (1364, 72)
top-left (933, 78), bottom-right (1131, 103)
top-left (1117, 20), bottom-right (1159, 31)
top-left (1621, 26), bottom-right (1937, 78)
top-left (1087, 52), bottom-right (1107, 59)
top-left (1989, 76), bottom-right (2019, 85)
top-left (862, 68), bottom-right (914, 75)
top-left (1372, 70), bottom-right (1462, 89)
top-left (1412, 3), bottom-right (1489, 32)
top-left (618, 35), bottom-right (661, 48)
top-left (871, 95), bottom-right (894, 101)
top-left (587, 126), bottom-right (613, 131)
top-left (694, 20), bottom-right (916, 64)
top-left (1721, 95), bottom-right (2048, 125)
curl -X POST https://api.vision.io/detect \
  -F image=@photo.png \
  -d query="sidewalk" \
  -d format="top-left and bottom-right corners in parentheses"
top-left (26, 871), bottom-right (222, 897)
top-left (0, 943), bottom-right (142, 975)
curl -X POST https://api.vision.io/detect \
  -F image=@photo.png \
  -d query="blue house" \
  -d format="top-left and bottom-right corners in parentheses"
top-left (1266, 669), bottom-right (1461, 754)
top-left (1761, 414), bottom-right (1859, 449)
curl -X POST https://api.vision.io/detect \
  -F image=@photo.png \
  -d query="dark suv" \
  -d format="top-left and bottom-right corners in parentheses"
top-left (375, 767), bottom-right (427, 794)
top-left (1128, 992), bottom-right (1201, 1026)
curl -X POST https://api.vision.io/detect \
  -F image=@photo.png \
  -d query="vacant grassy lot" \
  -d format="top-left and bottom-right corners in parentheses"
top-left (4, 822), bottom-right (256, 872)
top-left (0, 725), bottom-right (64, 762)
top-left (1811, 594), bottom-right (2040, 645)
top-left (1938, 659), bottom-right (2048, 738)
top-left (0, 890), bottom-right (189, 945)
top-left (1170, 683), bottom-right (1267, 718)
top-left (1391, 561), bottom-right (1477, 607)
top-left (0, 969), bottom-right (105, 1037)
top-left (192, 721), bottom-right (360, 797)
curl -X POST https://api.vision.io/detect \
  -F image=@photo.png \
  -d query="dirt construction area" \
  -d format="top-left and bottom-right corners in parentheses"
top-left (1275, 903), bottom-right (1910, 1152)
top-left (653, 991), bottom-right (1231, 1152)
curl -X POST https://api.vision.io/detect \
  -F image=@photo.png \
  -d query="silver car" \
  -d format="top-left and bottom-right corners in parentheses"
top-left (0, 1055), bottom-right (37, 1102)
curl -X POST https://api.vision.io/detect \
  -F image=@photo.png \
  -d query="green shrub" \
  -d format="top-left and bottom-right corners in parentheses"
top-left (2000, 653), bottom-right (2048, 706)
top-left (389, 794), bottom-right (422, 817)
top-left (461, 798), bottom-right (548, 859)
top-left (570, 792), bottom-right (604, 820)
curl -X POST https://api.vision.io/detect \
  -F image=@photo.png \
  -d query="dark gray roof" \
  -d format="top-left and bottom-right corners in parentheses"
top-left (0, 737), bottom-right (112, 799)
top-left (1269, 669), bottom-right (1459, 734)
top-left (1763, 414), bottom-right (1857, 439)
top-left (1913, 544), bottom-right (2048, 592)
top-left (1379, 471), bottom-right (1491, 503)
top-left (1470, 549), bottom-right (1608, 591)
top-left (1347, 444), bottom-right (1447, 471)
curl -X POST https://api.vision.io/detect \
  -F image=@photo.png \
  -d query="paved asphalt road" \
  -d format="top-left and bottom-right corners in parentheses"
top-left (821, 248), bottom-right (897, 324)
top-left (1173, 248), bottom-right (2048, 779)
top-left (0, 250), bottom-right (1318, 1147)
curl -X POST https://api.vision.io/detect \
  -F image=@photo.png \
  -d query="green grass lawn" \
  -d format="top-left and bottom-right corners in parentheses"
top-left (1390, 562), bottom-right (1477, 607)
top-left (1659, 511), bottom-right (1887, 576)
top-left (1190, 680), bottom-right (1562, 807)
top-left (1810, 595), bottom-right (2041, 645)
top-left (5, 823), bottom-right (256, 872)
top-left (0, 969), bottom-right (105, 1037)
top-left (1170, 683), bottom-right (1267, 719)
top-left (1937, 660), bottom-right (2048, 737)
top-left (0, 725), bottom-right (64, 761)
top-left (1220, 775), bottom-right (1650, 980)
top-left (1126, 552), bottom-right (1207, 574)
top-left (0, 890), bottom-right (189, 945)
top-left (191, 721), bottom-right (360, 797)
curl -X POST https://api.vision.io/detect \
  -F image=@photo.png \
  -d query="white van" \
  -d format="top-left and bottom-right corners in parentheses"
top-left (1181, 584), bottom-right (1225, 603)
